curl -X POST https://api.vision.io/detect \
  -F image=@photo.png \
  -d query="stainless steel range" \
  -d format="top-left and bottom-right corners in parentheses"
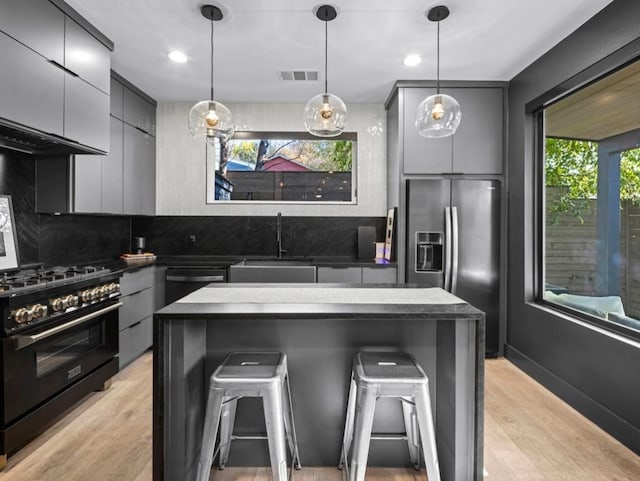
top-left (0, 264), bottom-right (122, 469)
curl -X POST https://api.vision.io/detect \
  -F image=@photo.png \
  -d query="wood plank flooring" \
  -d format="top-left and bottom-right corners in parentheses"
top-left (0, 353), bottom-right (639, 481)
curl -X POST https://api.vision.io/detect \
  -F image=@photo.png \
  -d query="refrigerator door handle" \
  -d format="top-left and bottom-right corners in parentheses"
top-left (451, 206), bottom-right (459, 294)
top-left (444, 206), bottom-right (452, 291)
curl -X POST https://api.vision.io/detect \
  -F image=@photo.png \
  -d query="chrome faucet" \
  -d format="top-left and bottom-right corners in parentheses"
top-left (276, 212), bottom-right (287, 258)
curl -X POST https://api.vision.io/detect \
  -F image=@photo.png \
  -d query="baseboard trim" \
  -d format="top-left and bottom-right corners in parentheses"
top-left (504, 344), bottom-right (640, 455)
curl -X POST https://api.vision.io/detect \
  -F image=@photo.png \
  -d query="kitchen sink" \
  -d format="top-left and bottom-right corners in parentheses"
top-left (238, 259), bottom-right (313, 266)
top-left (229, 258), bottom-right (316, 283)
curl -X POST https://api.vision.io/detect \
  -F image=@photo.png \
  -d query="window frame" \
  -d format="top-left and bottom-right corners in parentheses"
top-left (530, 56), bottom-right (640, 341)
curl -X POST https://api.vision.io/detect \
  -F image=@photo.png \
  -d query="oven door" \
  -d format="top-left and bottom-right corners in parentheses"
top-left (1, 300), bottom-right (121, 425)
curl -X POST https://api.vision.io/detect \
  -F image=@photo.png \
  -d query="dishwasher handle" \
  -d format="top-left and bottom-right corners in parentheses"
top-left (165, 275), bottom-right (225, 282)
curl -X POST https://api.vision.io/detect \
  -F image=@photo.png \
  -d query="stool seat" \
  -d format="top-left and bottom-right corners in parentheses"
top-left (196, 352), bottom-right (301, 481)
top-left (339, 351), bottom-right (441, 481)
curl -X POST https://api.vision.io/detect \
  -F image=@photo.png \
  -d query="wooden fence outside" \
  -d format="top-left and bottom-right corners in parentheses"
top-left (545, 188), bottom-right (640, 318)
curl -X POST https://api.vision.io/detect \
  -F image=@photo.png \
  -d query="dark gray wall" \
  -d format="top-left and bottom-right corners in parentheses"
top-left (507, 0), bottom-right (640, 453)
top-left (0, 148), bottom-right (131, 266)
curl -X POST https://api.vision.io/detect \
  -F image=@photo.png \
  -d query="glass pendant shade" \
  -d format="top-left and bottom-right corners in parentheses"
top-left (303, 93), bottom-right (347, 137)
top-left (188, 100), bottom-right (234, 144)
top-left (415, 93), bottom-right (461, 138)
top-left (188, 5), bottom-right (233, 144)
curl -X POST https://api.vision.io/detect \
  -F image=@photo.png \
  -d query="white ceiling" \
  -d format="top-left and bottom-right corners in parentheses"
top-left (64, 0), bottom-right (614, 104)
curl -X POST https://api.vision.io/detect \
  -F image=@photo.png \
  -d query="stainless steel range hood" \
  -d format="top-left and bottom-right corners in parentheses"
top-left (0, 118), bottom-right (105, 156)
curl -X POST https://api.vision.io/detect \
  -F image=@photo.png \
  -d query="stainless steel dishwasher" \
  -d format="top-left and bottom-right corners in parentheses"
top-left (165, 267), bottom-right (227, 304)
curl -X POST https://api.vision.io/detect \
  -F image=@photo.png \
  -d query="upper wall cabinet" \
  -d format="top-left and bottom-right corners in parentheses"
top-left (0, 0), bottom-right (64, 64)
top-left (69, 73), bottom-right (156, 216)
top-left (0, 0), bottom-right (112, 153)
top-left (392, 83), bottom-right (505, 175)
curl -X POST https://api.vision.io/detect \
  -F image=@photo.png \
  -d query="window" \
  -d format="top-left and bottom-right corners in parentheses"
top-left (538, 60), bottom-right (640, 336)
top-left (206, 131), bottom-right (356, 203)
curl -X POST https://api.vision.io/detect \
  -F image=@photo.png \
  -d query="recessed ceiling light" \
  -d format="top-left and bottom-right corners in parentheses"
top-left (403, 54), bottom-right (422, 67)
top-left (168, 51), bottom-right (188, 63)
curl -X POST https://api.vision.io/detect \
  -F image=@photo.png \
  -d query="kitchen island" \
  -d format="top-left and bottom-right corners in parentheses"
top-left (153, 284), bottom-right (484, 481)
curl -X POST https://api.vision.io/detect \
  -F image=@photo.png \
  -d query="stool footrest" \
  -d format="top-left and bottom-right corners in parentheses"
top-left (231, 434), bottom-right (269, 441)
top-left (369, 434), bottom-right (409, 441)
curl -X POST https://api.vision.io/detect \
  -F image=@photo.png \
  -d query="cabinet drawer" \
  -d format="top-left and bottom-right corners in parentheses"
top-left (362, 267), bottom-right (397, 284)
top-left (317, 267), bottom-right (362, 283)
top-left (118, 316), bottom-right (152, 369)
top-left (120, 267), bottom-right (155, 296)
top-left (119, 287), bottom-right (154, 330)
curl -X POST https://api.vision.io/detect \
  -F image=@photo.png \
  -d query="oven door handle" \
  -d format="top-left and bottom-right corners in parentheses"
top-left (14, 301), bottom-right (123, 350)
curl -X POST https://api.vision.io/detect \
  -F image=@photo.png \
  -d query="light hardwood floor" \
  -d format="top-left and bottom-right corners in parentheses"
top-left (0, 353), bottom-right (639, 481)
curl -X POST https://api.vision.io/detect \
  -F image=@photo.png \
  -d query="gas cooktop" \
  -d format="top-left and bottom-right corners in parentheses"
top-left (0, 265), bottom-right (112, 295)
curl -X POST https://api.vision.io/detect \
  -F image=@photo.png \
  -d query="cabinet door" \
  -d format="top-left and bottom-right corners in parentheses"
top-left (451, 88), bottom-right (503, 174)
top-left (362, 267), bottom-right (397, 284)
top-left (64, 75), bottom-right (110, 152)
top-left (110, 78), bottom-right (125, 120)
top-left (73, 155), bottom-right (102, 213)
top-left (316, 267), bottom-right (362, 283)
top-left (64, 17), bottom-right (110, 94)
top-left (101, 117), bottom-right (124, 213)
top-left (403, 88), bottom-right (453, 174)
top-left (124, 88), bottom-right (156, 135)
top-left (0, 32), bottom-right (64, 136)
top-left (123, 123), bottom-right (142, 214)
top-left (139, 133), bottom-right (156, 215)
top-left (0, 0), bottom-right (64, 64)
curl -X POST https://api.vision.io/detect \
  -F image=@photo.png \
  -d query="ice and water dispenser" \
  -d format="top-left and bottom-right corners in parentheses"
top-left (415, 232), bottom-right (443, 272)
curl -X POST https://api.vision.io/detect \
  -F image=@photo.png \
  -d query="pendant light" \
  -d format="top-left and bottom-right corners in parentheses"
top-left (415, 5), bottom-right (461, 138)
top-left (188, 5), bottom-right (234, 143)
top-left (303, 5), bottom-right (347, 137)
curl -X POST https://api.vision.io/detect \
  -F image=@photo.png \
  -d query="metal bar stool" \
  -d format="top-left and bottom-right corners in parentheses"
top-left (196, 352), bottom-right (301, 481)
top-left (338, 351), bottom-right (441, 481)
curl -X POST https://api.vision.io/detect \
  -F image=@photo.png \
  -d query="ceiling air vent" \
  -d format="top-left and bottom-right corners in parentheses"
top-left (278, 70), bottom-right (319, 81)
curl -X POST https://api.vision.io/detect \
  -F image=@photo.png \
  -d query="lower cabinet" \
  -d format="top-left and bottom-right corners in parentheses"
top-left (118, 267), bottom-right (154, 369)
top-left (317, 266), bottom-right (397, 283)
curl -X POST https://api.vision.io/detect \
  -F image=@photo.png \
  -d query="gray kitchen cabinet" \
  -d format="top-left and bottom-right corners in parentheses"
top-left (124, 88), bottom-right (156, 136)
top-left (123, 123), bottom-right (156, 215)
top-left (64, 74), bottom-right (110, 152)
top-left (37, 74), bottom-right (155, 215)
top-left (362, 266), bottom-right (397, 284)
top-left (73, 154), bottom-right (102, 213)
top-left (64, 16), bottom-right (110, 94)
top-left (101, 117), bottom-right (124, 213)
top-left (0, 1), bottom-right (112, 153)
top-left (400, 85), bottom-right (504, 175)
top-left (403, 88), bottom-right (453, 174)
top-left (317, 267), bottom-right (362, 283)
top-left (451, 88), bottom-right (503, 174)
top-left (110, 78), bottom-right (125, 121)
top-left (0, 32), bottom-right (64, 136)
top-left (119, 267), bottom-right (155, 369)
top-left (316, 266), bottom-right (397, 283)
top-left (0, 0), bottom-right (65, 65)
top-left (73, 117), bottom-right (123, 213)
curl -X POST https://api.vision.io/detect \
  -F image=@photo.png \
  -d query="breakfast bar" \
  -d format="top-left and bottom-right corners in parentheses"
top-left (152, 284), bottom-right (485, 481)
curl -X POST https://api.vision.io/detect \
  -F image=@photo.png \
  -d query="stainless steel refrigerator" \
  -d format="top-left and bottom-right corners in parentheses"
top-left (406, 178), bottom-right (501, 356)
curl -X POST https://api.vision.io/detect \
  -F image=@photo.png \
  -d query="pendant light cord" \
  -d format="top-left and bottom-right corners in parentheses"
top-left (324, 16), bottom-right (328, 94)
top-left (210, 18), bottom-right (214, 101)
top-left (436, 20), bottom-right (440, 94)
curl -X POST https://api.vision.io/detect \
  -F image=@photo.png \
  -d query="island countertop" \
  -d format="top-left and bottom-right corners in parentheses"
top-left (155, 283), bottom-right (482, 318)
top-left (153, 284), bottom-right (485, 481)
